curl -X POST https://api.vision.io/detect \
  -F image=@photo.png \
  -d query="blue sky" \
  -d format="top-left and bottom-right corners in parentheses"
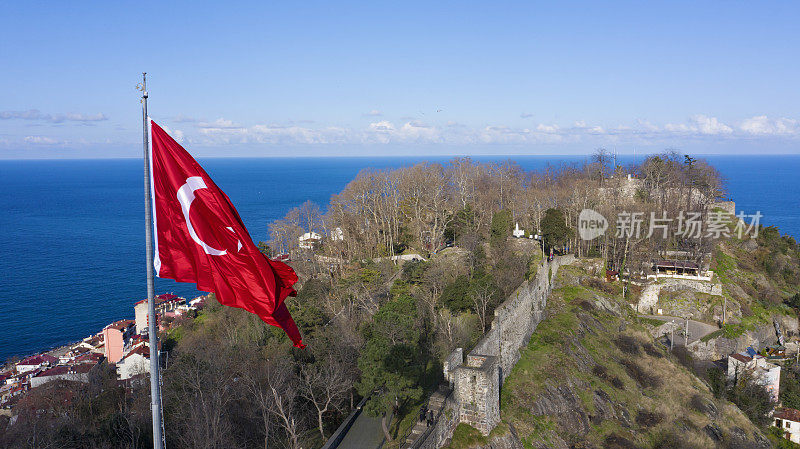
top-left (1, 1), bottom-right (798, 158)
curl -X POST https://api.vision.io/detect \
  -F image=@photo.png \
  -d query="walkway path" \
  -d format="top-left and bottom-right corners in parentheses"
top-left (337, 410), bottom-right (388, 449)
top-left (641, 314), bottom-right (719, 345)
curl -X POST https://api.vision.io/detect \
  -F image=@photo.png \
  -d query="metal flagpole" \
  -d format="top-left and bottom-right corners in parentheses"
top-left (140, 72), bottom-right (165, 449)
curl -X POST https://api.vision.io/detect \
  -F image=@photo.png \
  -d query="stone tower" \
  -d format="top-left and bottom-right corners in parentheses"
top-left (452, 354), bottom-right (500, 435)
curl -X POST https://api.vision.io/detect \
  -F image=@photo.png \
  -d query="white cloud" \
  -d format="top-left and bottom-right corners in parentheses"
top-left (536, 123), bottom-right (560, 133)
top-left (740, 115), bottom-right (800, 136)
top-left (24, 136), bottom-right (59, 145)
top-left (663, 115), bottom-right (732, 135)
top-left (1, 109), bottom-right (107, 123)
top-left (369, 121), bottom-right (395, 132)
top-left (166, 113), bottom-right (800, 148)
top-left (520, 113), bottom-right (534, 119)
top-left (197, 118), bottom-right (239, 129)
top-left (364, 110), bottom-right (383, 117)
top-left (691, 114), bottom-right (733, 135)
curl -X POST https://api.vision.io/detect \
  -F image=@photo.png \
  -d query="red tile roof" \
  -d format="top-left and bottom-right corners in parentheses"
top-left (35, 364), bottom-right (94, 377)
top-left (123, 345), bottom-right (151, 360)
top-left (105, 319), bottom-right (135, 331)
top-left (18, 354), bottom-right (58, 366)
top-left (74, 353), bottom-right (103, 363)
top-left (730, 353), bottom-right (752, 363)
top-left (136, 293), bottom-right (180, 306)
top-left (775, 408), bottom-right (800, 422)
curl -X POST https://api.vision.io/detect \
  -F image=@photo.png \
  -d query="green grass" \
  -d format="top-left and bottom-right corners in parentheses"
top-left (442, 423), bottom-right (487, 449)
top-left (713, 249), bottom-right (737, 283)
top-left (519, 416), bottom-right (557, 449)
top-left (700, 329), bottom-right (724, 342)
top-left (639, 317), bottom-right (666, 327)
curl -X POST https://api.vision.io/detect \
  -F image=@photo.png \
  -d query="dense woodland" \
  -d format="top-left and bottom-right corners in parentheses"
top-left (1, 151), bottom-right (735, 449)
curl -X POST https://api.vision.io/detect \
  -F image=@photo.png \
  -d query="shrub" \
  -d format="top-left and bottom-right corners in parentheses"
top-left (706, 368), bottom-right (726, 399)
top-left (401, 260), bottom-right (429, 284)
top-left (440, 275), bottom-right (471, 312)
top-left (785, 293), bottom-right (800, 310)
top-left (670, 346), bottom-right (694, 370)
top-left (580, 277), bottom-right (618, 295)
top-left (604, 434), bottom-right (637, 449)
top-left (780, 368), bottom-right (800, 410)
top-left (642, 342), bottom-right (663, 358)
top-left (614, 335), bottom-right (641, 355)
top-left (591, 364), bottom-right (608, 379)
top-left (653, 431), bottom-right (705, 449)
top-left (490, 210), bottom-right (513, 248)
top-left (635, 411), bottom-right (663, 427)
top-left (689, 394), bottom-right (718, 417)
top-left (727, 371), bottom-right (774, 427)
top-left (621, 359), bottom-right (662, 389)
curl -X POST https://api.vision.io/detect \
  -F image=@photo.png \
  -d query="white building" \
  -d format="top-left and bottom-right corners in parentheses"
top-left (116, 345), bottom-right (151, 380)
top-left (134, 293), bottom-right (184, 334)
top-left (298, 232), bottom-right (322, 249)
top-left (330, 227), bottom-right (344, 241)
top-left (16, 354), bottom-right (58, 374)
top-left (512, 223), bottom-right (525, 238)
top-left (774, 408), bottom-right (800, 444)
top-left (30, 364), bottom-right (94, 388)
top-left (728, 351), bottom-right (781, 402)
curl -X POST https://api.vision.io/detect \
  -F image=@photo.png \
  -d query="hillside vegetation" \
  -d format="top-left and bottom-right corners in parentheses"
top-left (474, 261), bottom-right (770, 449)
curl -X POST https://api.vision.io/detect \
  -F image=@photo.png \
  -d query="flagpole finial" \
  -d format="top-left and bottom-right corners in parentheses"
top-left (137, 73), bottom-right (148, 99)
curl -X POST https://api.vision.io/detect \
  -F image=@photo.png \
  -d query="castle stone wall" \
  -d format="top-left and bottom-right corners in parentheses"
top-left (412, 255), bottom-right (574, 447)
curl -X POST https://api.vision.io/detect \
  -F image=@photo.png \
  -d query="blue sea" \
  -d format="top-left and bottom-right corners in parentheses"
top-left (1, 155), bottom-right (799, 361)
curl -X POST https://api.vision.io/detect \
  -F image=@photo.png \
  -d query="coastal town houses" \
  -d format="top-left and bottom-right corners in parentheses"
top-left (15, 354), bottom-right (57, 374)
top-left (727, 348), bottom-right (782, 402)
top-left (30, 363), bottom-right (97, 388)
top-left (102, 319), bottom-right (135, 364)
top-left (116, 343), bottom-right (151, 380)
top-left (134, 293), bottom-right (185, 334)
top-left (774, 408), bottom-right (800, 444)
top-left (0, 292), bottom-right (206, 408)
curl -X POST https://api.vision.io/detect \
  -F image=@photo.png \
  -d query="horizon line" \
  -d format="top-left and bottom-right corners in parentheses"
top-left (3, 152), bottom-right (800, 162)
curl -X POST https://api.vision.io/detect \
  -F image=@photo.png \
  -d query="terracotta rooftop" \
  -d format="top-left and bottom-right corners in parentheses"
top-left (123, 345), bottom-right (150, 360)
top-left (18, 354), bottom-right (58, 366)
top-left (730, 353), bottom-right (752, 363)
top-left (775, 408), bottom-right (800, 422)
top-left (105, 319), bottom-right (135, 331)
top-left (35, 364), bottom-right (94, 377)
top-left (74, 353), bottom-right (103, 363)
top-left (135, 293), bottom-right (180, 306)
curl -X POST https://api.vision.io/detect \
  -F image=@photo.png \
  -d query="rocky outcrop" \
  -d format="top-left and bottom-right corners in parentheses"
top-left (688, 313), bottom-right (798, 360)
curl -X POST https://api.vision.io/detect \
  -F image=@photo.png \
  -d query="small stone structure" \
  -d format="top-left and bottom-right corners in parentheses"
top-left (411, 255), bottom-right (574, 448)
top-left (453, 354), bottom-right (500, 434)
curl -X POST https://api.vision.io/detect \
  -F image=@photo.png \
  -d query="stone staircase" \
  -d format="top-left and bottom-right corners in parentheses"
top-left (402, 385), bottom-right (449, 449)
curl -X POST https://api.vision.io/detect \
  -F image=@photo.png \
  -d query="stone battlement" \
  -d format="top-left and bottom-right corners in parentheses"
top-left (413, 254), bottom-right (574, 448)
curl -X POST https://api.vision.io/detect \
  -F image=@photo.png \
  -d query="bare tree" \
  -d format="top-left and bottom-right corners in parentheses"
top-left (299, 353), bottom-right (351, 439)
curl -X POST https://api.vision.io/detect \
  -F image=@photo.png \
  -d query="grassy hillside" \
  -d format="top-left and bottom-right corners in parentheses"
top-left (478, 260), bottom-right (770, 449)
top-left (704, 228), bottom-right (800, 339)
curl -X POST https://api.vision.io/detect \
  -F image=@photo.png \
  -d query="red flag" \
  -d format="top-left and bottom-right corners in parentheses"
top-left (148, 119), bottom-right (304, 348)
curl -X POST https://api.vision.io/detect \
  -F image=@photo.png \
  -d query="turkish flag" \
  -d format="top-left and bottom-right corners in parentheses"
top-left (148, 119), bottom-right (304, 348)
